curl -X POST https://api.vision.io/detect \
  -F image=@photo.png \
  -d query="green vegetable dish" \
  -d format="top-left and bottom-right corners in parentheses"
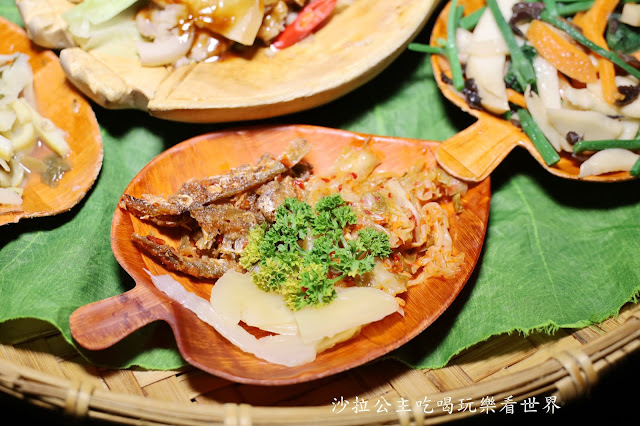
top-left (411, 0), bottom-right (640, 178)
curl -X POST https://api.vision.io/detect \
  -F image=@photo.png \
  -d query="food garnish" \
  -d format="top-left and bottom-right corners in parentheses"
top-left (0, 53), bottom-right (71, 206)
top-left (61, 0), bottom-right (339, 67)
top-left (122, 139), bottom-right (467, 366)
top-left (239, 194), bottom-right (391, 310)
top-left (411, 0), bottom-right (640, 178)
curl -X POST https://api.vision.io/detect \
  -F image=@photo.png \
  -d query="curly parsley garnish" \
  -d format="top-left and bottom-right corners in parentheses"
top-left (239, 194), bottom-right (391, 310)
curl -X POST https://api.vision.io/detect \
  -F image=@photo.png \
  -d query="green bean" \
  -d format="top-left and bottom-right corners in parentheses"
top-left (543, 0), bottom-right (559, 16)
top-left (487, 0), bottom-right (537, 90)
top-left (558, 1), bottom-right (594, 15)
top-left (460, 7), bottom-right (485, 30)
top-left (407, 43), bottom-right (445, 55)
top-left (573, 139), bottom-right (640, 154)
top-left (630, 157), bottom-right (640, 177)
top-left (447, 0), bottom-right (465, 91)
top-left (540, 10), bottom-right (640, 80)
top-left (517, 109), bottom-right (561, 166)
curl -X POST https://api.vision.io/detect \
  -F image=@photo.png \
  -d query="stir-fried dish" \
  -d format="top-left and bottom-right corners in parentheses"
top-left (414, 0), bottom-right (640, 178)
top-left (120, 139), bottom-right (467, 366)
top-left (0, 53), bottom-right (71, 206)
top-left (63, 0), bottom-right (339, 67)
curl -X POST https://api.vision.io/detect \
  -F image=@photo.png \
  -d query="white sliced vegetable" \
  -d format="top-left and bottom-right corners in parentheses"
top-left (465, 54), bottom-right (509, 114)
top-left (210, 269), bottom-right (298, 335)
top-left (148, 271), bottom-right (318, 367)
top-left (293, 287), bottom-right (400, 344)
top-left (12, 99), bottom-right (70, 157)
top-left (0, 109), bottom-right (16, 132)
top-left (9, 158), bottom-right (24, 188)
top-left (11, 98), bottom-right (34, 124)
top-left (620, 119), bottom-right (640, 140)
top-left (0, 134), bottom-right (12, 161)
top-left (458, 26), bottom-right (507, 57)
top-left (34, 117), bottom-right (70, 157)
top-left (524, 87), bottom-right (569, 152)
top-left (468, 0), bottom-right (518, 56)
top-left (210, 0), bottom-right (265, 46)
top-left (455, 28), bottom-right (472, 63)
top-left (4, 122), bottom-right (36, 152)
top-left (533, 56), bottom-right (561, 109)
top-left (0, 187), bottom-right (22, 205)
top-left (0, 54), bottom-right (33, 106)
top-left (547, 108), bottom-right (624, 141)
top-left (621, 3), bottom-right (640, 27)
top-left (566, 83), bottom-right (620, 116)
top-left (137, 31), bottom-right (195, 67)
top-left (578, 148), bottom-right (640, 178)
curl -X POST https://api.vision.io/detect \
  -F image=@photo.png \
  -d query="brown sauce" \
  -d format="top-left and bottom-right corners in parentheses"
top-left (157, 0), bottom-right (264, 35)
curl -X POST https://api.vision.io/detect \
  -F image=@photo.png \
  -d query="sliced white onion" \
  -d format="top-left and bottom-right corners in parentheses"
top-left (579, 148), bottom-right (640, 178)
top-left (136, 30), bottom-right (194, 67)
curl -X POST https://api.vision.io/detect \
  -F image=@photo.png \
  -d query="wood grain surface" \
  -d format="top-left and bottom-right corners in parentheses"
top-left (69, 124), bottom-right (490, 385)
top-left (0, 16), bottom-right (103, 225)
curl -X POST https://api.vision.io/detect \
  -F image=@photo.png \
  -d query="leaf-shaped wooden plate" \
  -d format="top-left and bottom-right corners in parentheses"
top-left (0, 16), bottom-right (102, 225)
top-left (431, 0), bottom-right (634, 182)
top-left (17, 0), bottom-right (438, 123)
top-left (69, 125), bottom-right (490, 385)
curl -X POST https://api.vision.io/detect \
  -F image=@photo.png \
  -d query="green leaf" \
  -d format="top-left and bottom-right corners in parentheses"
top-left (1, 2), bottom-right (639, 372)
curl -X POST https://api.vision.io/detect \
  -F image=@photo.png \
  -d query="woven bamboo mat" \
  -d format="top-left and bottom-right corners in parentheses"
top-left (1, 299), bottom-right (639, 425)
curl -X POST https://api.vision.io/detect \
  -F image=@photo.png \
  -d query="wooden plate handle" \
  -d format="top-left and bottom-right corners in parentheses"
top-left (436, 115), bottom-right (524, 182)
top-left (69, 285), bottom-right (169, 350)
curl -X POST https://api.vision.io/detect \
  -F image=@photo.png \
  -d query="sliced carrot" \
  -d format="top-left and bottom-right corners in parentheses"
top-left (572, 11), bottom-right (587, 28)
top-left (506, 88), bottom-right (527, 109)
top-left (580, 0), bottom-right (618, 38)
top-left (462, 0), bottom-right (486, 15)
top-left (598, 59), bottom-right (621, 103)
top-left (576, 0), bottom-right (622, 103)
top-left (526, 20), bottom-right (598, 84)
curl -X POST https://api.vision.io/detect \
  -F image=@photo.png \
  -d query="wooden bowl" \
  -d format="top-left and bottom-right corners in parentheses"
top-left (0, 16), bottom-right (102, 225)
top-left (17, 0), bottom-right (438, 123)
top-left (431, 0), bottom-right (635, 182)
top-left (69, 124), bottom-right (490, 385)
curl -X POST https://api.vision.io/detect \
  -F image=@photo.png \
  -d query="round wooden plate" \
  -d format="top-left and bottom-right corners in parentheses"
top-left (430, 0), bottom-right (635, 182)
top-left (69, 124), bottom-right (490, 385)
top-left (0, 16), bottom-right (102, 225)
top-left (18, 0), bottom-right (439, 123)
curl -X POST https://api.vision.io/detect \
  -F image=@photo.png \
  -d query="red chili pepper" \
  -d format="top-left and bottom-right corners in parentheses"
top-left (272, 0), bottom-right (338, 49)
